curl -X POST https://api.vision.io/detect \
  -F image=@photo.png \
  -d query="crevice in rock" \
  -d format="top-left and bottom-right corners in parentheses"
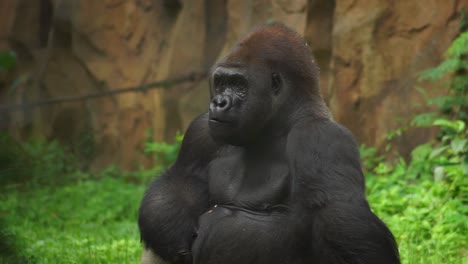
top-left (106, 0), bottom-right (126, 9)
top-left (407, 24), bottom-right (430, 34)
top-left (39, 0), bottom-right (53, 47)
top-left (275, 0), bottom-right (307, 14)
top-left (203, 0), bottom-right (228, 70)
top-left (333, 55), bottom-right (351, 67)
top-left (164, 0), bottom-right (183, 17)
top-left (70, 45), bottom-right (109, 94)
top-left (73, 31), bottom-right (108, 58)
top-left (137, 0), bottom-right (154, 12)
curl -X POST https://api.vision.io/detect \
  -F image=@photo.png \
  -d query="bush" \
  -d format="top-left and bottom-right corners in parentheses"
top-left (362, 29), bottom-right (468, 263)
top-left (144, 131), bottom-right (183, 170)
top-left (0, 135), bottom-right (80, 186)
top-left (363, 146), bottom-right (467, 263)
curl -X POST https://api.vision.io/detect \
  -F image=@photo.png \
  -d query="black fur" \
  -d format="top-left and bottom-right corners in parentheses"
top-left (138, 23), bottom-right (399, 264)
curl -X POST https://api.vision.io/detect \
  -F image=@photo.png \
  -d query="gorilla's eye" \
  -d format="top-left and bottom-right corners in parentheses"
top-left (272, 72), bottom-right (281, 94)
top-left (232, 75), bottom-right (248, 87)
top-left (213, 73), bottom-right (223, 87)
top-left (213, 73), bottom-right (248, 91)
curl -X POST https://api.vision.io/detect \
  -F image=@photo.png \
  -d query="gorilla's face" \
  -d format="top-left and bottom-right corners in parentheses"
top-left (208, 61), bottom-right (285, 146)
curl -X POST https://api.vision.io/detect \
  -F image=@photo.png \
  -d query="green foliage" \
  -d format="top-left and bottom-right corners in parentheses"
top-left (144, 131), bottom-right (183, 170)
top-left (416, 32), bottom-right (468, 123)
top-left (93, 164), bottom-right (160, 185)
top-left (359, 144), bottom-right (384, 171)
top-left (364, 125), bottom-right (467, 263)
top-left (410, 31), bottom-right (468, 181)
top-left (361, 28), bottom-right (468, 264)
top-left (365, 160), bottom-right (467, 264)
top-left (0, 50), bottom-right (16, 71)
top-left (0, 134), bottom-right (80, 186)
top-left (362, 118), bottom-right (467, 264)
top-left (0, 177), bottom-right (145, 263)
top-left (266, 18), bottom-right (277, 25)
top-left (0, 218), bottom-right (30, 264)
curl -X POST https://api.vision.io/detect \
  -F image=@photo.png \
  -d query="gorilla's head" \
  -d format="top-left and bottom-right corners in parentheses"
top-left (208, 23), bottom-right (324, 146)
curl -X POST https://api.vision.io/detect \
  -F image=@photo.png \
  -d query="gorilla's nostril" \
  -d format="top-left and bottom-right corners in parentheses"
top-left (221, 96), bottom-right (231, 110)
top-left (219, 99), bottom-right (227, 108)
top-left (211, 95), bottom-right (231, 112)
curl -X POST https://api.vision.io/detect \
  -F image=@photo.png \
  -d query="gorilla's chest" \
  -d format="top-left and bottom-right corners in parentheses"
top-left (208, 147), bottom-right (290, 209)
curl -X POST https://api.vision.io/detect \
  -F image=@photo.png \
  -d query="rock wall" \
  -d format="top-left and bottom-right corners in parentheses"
top-left (328, 0), bottom-right (466, 157)
top-left (0, 0), bottom-right (466, 170)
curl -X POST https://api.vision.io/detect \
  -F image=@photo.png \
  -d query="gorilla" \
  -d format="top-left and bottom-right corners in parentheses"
top-left (138, 23), bottom-right (400, 264)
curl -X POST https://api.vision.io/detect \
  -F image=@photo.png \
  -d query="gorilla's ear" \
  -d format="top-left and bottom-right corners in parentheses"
top-left (272, 72), bottom-right (282, 95)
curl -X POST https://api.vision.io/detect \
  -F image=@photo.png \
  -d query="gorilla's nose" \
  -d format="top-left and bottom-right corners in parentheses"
top-left (210, 95), bottom-right (232, 113)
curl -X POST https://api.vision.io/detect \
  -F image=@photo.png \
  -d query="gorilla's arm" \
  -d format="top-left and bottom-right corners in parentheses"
top-left (138, 113), bottom-right (218, 263)
top-left (288, 119), bottom-right (400, 264)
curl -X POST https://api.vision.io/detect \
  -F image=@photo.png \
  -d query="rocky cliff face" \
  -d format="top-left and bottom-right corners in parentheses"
top-left (329, 0), bottom-right (465, 157)
top-left (1, 0), bottom-right (466, 170)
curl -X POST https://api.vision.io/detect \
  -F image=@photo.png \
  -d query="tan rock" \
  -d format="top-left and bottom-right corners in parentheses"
top-left (1, 0), bottom-right (465, 169)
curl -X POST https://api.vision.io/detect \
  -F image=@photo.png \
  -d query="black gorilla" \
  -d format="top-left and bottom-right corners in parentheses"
top-left (138, 23), bottom-right (400, 264)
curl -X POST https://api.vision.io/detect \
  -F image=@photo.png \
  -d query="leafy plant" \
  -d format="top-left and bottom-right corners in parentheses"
top-left (0, 50), bottom-right (16, 71)
top-left (359, 144), bottom-right (385, 172)
top-left (0, 134), bottom-right (80, 187)
top-left (365, 158), bottom-right (467, 264)
top-left (415, 31), bottom-right (468, 124)
top-left (361, 26), bottom-right (468, 264)
top-left (362, 118), bottom-right (467, 263)
top-left (410, 31), bottom-right (468, 180)
top-left (144, 132), bottom-right (183, 170)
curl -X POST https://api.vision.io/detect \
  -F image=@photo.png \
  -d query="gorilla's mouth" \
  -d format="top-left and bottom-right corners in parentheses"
top-left (209, 117), bottom-right (232, 124)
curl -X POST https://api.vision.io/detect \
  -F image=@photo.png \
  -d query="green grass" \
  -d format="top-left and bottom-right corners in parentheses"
top-left (1, 156), bottom-right (466, 263)
top-left (0, 177), bottom-right (145, 263)
top-left (0, 126), bottom-right (467, 263)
